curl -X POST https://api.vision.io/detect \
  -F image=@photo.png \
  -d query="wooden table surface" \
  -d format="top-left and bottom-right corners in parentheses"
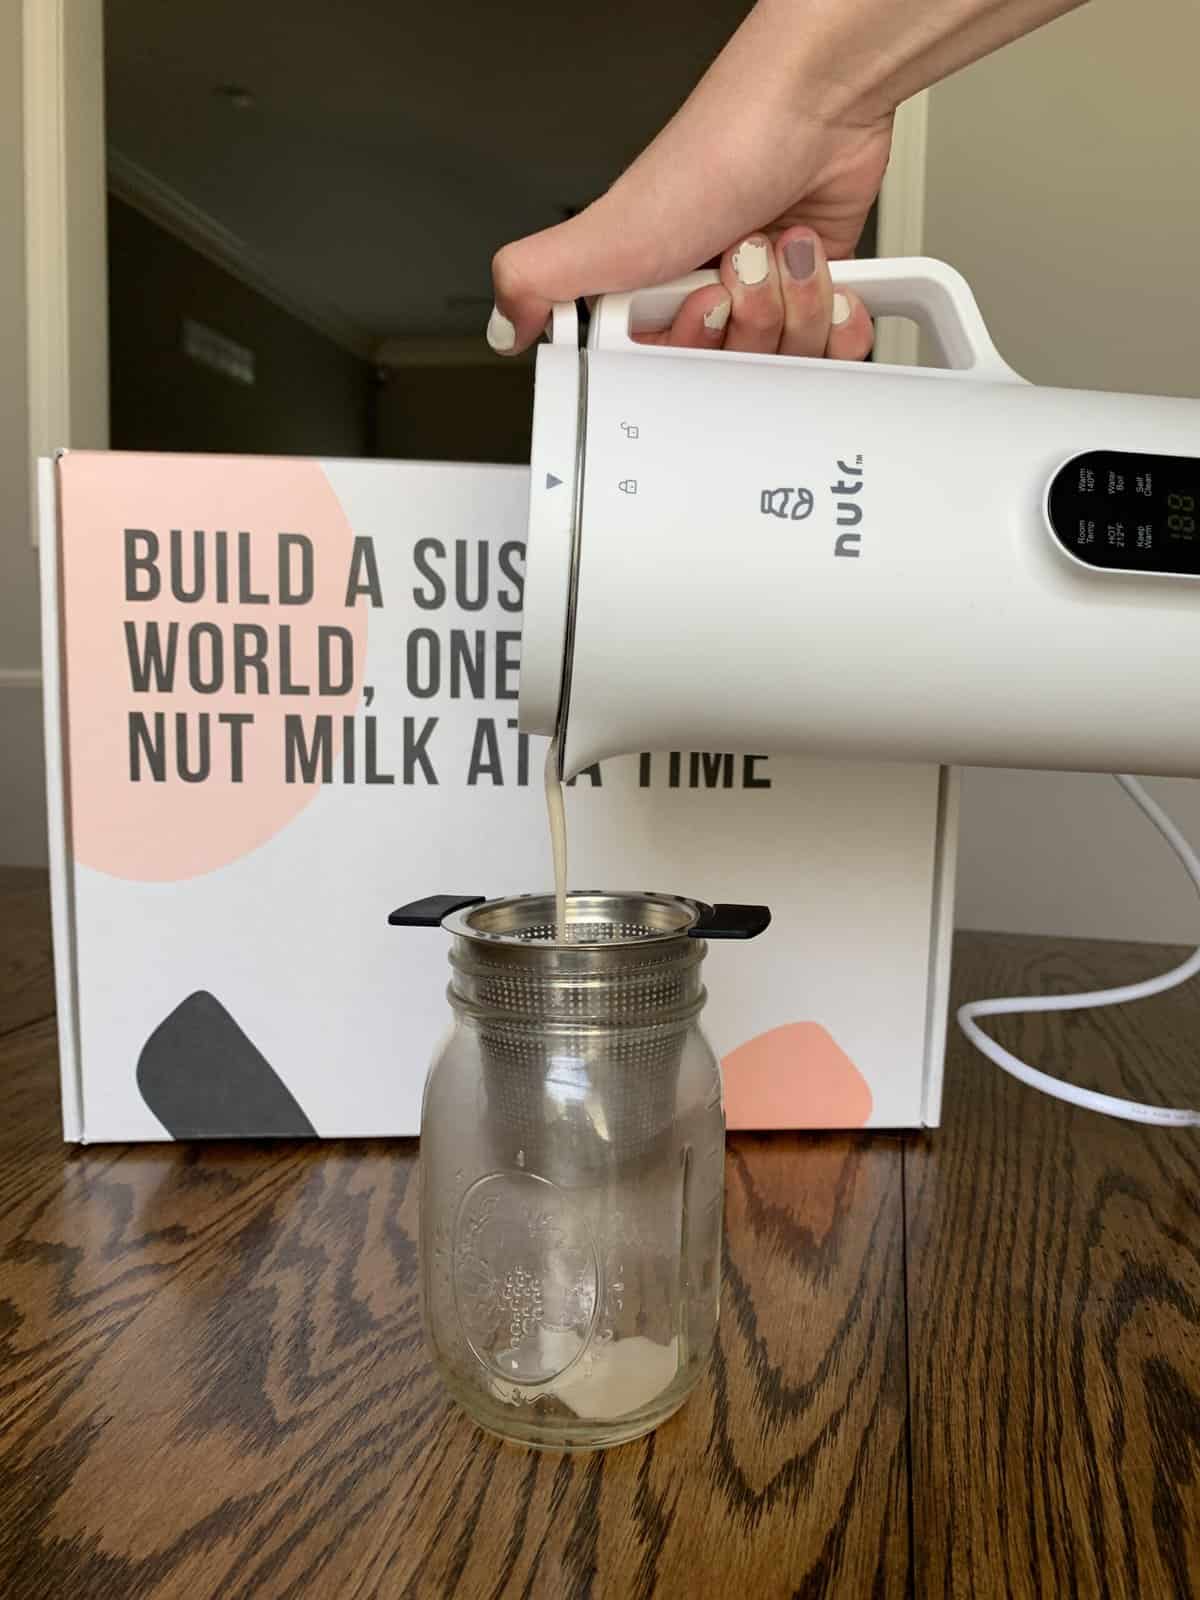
top-left (1, 866), bottom-right (1197, 1599)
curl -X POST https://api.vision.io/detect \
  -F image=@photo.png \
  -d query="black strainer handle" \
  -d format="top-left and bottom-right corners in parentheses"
top-left (388, 895), bottom-right (486, 927)
top-left (690, 903), bottom-right (772, 940)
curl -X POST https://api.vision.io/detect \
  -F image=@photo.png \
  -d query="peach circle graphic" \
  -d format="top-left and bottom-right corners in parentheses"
top-left (58, 453), bottom-right (366, 881)
top-left (723, 1023), bottom-right (874, 1129)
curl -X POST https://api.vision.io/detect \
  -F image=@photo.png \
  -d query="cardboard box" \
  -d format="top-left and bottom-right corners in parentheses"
top-left (40, 450), bottom-right (957, 1141)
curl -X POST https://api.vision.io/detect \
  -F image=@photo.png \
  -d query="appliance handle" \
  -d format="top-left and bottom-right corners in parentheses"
top-left (582, 256), bottom-right (1024, 383)
top-left (546, 298), bottom-right (579, 348)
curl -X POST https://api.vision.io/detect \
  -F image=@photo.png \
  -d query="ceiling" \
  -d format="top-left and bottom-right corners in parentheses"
top-left (104, 0), bottom-right (753, 344)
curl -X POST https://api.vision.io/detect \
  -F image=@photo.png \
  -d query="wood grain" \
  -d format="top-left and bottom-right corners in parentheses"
top-left (0, 1008), bottom-right (908, 1599)
top-left (906, 931), bottom-right (1200, 1600)
top-left (0, 866), bottom-right (55, 1039)
top-left (386, 1134), bottom-right (910, 1600)
top-left (4, 869), bottom-right (1199, 1600)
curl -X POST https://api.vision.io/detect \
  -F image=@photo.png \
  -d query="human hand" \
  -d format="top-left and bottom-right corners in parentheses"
top-left (486, 0), bottom-right (893, 361)
top-left (628, 228), bottom-right (874, 363)
top-left (487, 0), bottom-right (1082, 362)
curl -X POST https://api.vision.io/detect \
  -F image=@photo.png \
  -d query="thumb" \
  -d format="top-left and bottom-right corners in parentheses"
top-left (488, 106), bottom-right (761, 355)
top-left (488, 193), bottom-right (684, 355)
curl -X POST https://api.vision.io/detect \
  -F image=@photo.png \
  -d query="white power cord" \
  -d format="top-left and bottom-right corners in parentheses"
top-left (957, 774), bottom-right (1200, 1127)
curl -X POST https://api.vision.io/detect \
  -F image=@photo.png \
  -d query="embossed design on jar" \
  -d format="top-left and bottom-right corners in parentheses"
top-left (453, 1171), bottom-right (599, 1383)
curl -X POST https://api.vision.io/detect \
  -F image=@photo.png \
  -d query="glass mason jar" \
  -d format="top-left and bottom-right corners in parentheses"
top-left (393, 889), bottom-right (769, 1451)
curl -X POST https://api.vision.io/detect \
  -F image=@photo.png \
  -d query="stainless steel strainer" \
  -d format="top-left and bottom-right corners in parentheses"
top-left (390, 892), bottom-right (770, 1170)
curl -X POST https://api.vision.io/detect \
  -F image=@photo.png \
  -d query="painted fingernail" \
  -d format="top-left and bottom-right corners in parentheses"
top-left (702, 297), bottom-right (732, 334)
top-left (783, 238), bottom-right (816, 281)
top-left (732, 238), bottom-right (769, 287)
top-left (486, 305), bottom-right (517, 353)
top-left (832, 292), bottom-right (852, 327)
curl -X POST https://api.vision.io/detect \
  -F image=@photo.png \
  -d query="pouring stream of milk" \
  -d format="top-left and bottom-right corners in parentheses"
top-left (545, 738), bottom-right (568, 940)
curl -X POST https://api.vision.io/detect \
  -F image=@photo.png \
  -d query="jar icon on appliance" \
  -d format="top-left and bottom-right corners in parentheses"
top-left (389, 889), bottom-right (771, 1450)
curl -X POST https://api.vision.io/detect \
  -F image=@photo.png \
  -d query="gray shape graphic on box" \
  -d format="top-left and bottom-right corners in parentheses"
top-left (136, 992), bottom-right (316, 1138)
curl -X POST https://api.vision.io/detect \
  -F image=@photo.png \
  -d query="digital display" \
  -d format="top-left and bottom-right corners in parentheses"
top-left (1046, 450), bottom-right (1200, 575)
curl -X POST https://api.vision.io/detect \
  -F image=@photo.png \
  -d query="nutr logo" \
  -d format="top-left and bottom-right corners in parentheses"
top-left (832, 456), bottom-right (865, 558)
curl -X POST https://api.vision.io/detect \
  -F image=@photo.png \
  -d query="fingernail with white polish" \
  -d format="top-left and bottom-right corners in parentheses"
top-left (486, 305), bottom-right (516, 353)
top-left (703, 297), bottom-right (732, 334)
top-left (831, 292), bottom-right (852, 327)
top-left (732, 238), bottom-right (769, 287)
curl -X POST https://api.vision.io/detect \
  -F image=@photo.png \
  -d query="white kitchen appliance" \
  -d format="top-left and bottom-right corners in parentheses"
top-left (518, 258), bottom-right (1200, 782)
top-left (517, 258), bottom-right (1200, 1129)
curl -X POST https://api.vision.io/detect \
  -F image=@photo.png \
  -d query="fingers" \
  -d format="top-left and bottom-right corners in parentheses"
top-left (825, 288), bottom-right (874, 362)
top-left (776, 227), bottom-right (834, 357)
top-left (635, 284), bottom-right (732, 348)
top-left (644, 232), bottom-right (870, 362)
top-left (720, 236), bottom-right (784, 354)
top-left (494, 207), bottom-right (874, 364)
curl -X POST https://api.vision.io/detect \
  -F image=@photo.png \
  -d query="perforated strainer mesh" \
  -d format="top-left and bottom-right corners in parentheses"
top-left (447, 891), bottom-right (703, 948)
top-left (444, 892), bottom-right (708, 1167)
top-left (514, 920), bottom-right (661, 942)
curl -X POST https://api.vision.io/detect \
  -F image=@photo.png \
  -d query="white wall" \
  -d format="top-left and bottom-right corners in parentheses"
top-left (0, 0), bottom-right (44, 866)
top-left (923, 0), bottom-right (1200, 940)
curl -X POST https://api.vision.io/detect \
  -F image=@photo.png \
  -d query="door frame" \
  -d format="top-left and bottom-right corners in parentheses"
top-left (22, 0), bottom-right (109, 546)
top-left (874, 92), bottom-right (929, 365)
